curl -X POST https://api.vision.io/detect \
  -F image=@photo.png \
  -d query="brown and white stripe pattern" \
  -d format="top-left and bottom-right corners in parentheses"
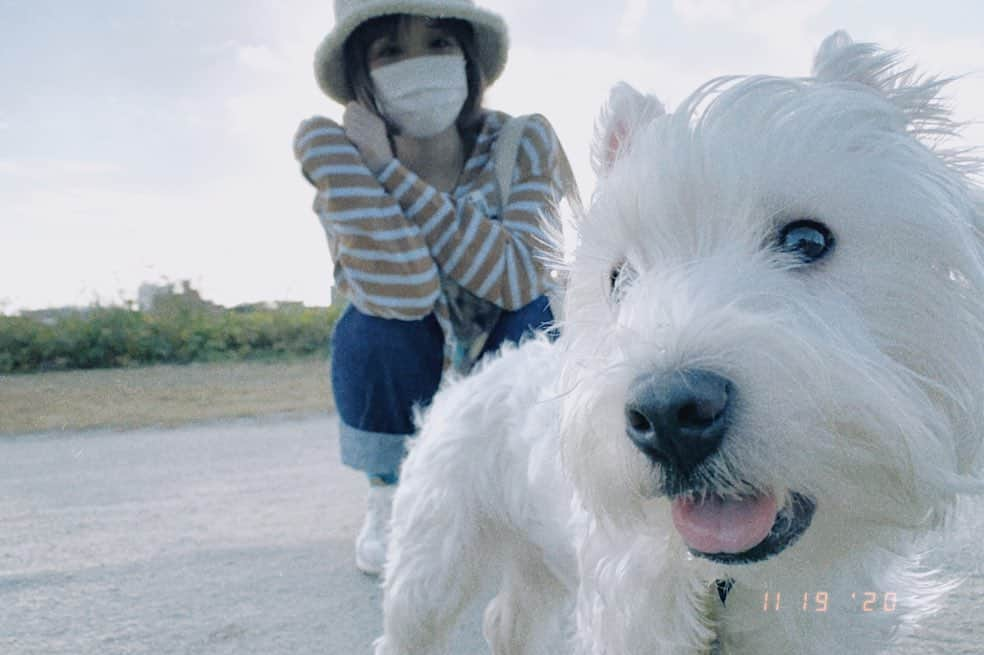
top-left (294, 110), bottom-right (564, 353)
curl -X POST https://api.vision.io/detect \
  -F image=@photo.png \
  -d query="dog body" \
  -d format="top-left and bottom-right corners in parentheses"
top-left (375, 32), bottom-right (984, 655)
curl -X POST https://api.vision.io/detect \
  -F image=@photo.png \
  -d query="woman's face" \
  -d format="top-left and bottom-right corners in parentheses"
top-left (366, 16), bottom-right (463, 71)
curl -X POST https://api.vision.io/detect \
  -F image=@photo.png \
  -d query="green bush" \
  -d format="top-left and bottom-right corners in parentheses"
top-left (0, 302), bottom-right (343, 374)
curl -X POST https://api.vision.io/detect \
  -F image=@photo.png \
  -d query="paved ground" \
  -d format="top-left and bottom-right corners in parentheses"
top-left (1, 415), bottom-right (980, 654)
top-left (0, 415), bottom-right (485, 655)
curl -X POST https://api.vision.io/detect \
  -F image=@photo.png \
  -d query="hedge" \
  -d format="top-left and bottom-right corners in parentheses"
top-left (0, 300), bottom-right (343, 374)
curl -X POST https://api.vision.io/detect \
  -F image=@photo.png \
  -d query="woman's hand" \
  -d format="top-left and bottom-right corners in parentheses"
top-left (343, 102), bottom-right (394, 173)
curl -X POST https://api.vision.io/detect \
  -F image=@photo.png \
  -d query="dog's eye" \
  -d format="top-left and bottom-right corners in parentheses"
top-left (777, 220), bottom-right (834, 264)
top-left (608, 261), bottom-right (636, 302)
top-left (609, 266), bottom-right (621, 291)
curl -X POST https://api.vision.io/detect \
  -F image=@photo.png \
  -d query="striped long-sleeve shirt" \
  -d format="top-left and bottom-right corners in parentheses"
top-left (293, 110), bottom-right (566, 366)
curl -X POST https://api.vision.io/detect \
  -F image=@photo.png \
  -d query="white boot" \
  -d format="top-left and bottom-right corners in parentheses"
top-left (356, 484), bottom-right (395, 576)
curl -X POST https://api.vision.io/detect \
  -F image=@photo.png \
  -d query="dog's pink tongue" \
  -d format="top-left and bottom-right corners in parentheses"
top-left (671, 494), bottom-right (777, 554)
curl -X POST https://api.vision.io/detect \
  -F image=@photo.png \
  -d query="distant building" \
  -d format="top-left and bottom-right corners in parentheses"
top-left (138, 281), bottom-right (219, 313)
top-left (137, 282), bottom-right (175, 312)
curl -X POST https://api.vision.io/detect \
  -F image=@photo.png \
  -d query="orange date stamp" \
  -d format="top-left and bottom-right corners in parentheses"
top-left (762, 591), bottom-right (897, 613)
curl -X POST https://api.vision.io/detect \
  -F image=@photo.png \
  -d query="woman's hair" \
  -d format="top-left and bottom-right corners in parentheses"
top-left (342, 14), bottom-right (486, 136)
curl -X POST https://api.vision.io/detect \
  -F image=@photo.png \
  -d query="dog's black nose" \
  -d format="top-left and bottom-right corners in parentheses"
top-left (625, 369), bottom-right (733, 474)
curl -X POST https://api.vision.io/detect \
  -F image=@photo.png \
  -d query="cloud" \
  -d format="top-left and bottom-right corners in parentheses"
top-left (672, 0), bottom-right (834, 56)
top-left (199, 40), bottom-right (290, 75)
top-left (673, 0), bottom-right (833, 75)
top-left (237, 44), bottom-right (289, 74)
top-left (1, 173), bottom-right (333, 312)
top-left (616, 0), bottom-right (650, 41)
top-left (672, 0), bottom-right (829, 26)
top-left (0, 158), bottom-right (122, 181)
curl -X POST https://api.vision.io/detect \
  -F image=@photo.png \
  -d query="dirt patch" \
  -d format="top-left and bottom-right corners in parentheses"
top-left (0, 358), bottom-right (334, 435)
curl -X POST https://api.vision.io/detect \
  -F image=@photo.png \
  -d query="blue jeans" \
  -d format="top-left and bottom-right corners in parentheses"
top-left (331, 296), bottom-right (554, 479)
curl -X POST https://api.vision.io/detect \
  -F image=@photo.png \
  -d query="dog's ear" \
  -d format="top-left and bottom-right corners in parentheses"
top-left (812, 30), bottom-right (953, 133)
top-left (592, 82), bottom-right (666, 176)
top-left (811, 30), bottom-right (859, 80)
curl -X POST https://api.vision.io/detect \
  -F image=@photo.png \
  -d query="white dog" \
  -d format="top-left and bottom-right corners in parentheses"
top-left (374, 32), bottom-right (984, 655)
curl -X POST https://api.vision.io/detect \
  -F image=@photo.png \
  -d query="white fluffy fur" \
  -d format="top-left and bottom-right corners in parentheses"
top-left (374, 32), bottom-right (984, 655)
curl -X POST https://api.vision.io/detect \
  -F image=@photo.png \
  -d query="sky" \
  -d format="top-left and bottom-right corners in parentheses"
top-left (2, 0), bottom-right (983, 313)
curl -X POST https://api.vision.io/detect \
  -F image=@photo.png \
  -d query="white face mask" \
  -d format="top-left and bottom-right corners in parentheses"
top-left (370, 54), bottom-right (468, 138)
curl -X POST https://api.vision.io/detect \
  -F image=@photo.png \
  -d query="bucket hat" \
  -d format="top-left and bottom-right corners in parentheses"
top-left (314, 0), bottom-right (509, 103)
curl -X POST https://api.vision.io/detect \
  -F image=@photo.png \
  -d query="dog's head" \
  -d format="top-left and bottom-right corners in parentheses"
top-left (558, 31), bottom-right (984, 568)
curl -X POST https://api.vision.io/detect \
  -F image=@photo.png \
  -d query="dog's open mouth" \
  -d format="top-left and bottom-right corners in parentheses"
top-left (671, 492), bottom-right (815, 564)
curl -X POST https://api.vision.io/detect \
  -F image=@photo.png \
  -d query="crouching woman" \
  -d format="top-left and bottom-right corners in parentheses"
top-left (293, 0), bottom-right (576, 575)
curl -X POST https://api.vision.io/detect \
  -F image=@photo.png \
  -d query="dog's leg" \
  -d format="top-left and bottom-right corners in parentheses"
top-left (373, 457), bottom-right (498, 655)
top-left (483, 543), bottom-right (573, 655)
top-left (373, 368), bottom-right (519, 654)
top-left (375, 342), bottom-right (568, 655)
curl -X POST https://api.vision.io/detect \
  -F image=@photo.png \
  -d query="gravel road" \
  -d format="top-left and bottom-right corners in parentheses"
top-left (0, 415), bottom-right (485, 655)
top-left (0, 415), bottom-right (979, 654)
